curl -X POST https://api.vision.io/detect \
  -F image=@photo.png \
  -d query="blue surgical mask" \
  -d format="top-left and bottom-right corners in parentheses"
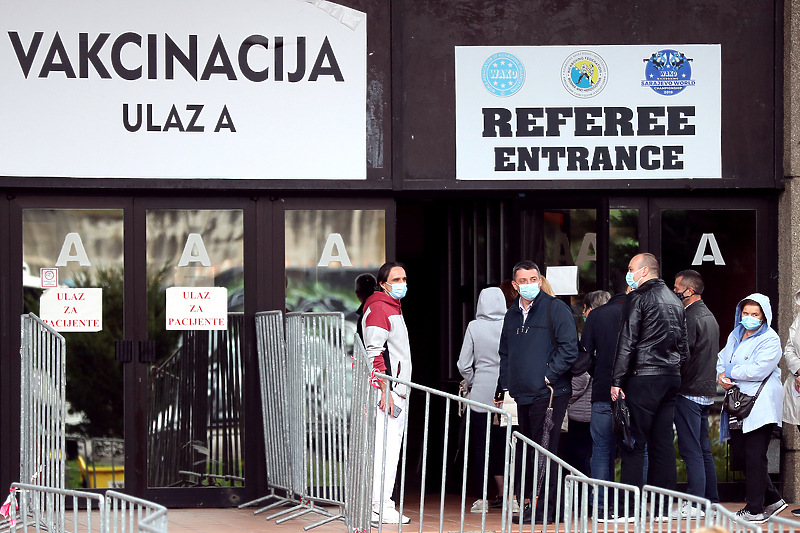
top-left (626, 266), bottom-right (645, 290)
top-left (518, 283), bottom-right (540, 301)
top-left (386, 282), bottom-right (407, 300)
top-left (740, 316), bottom-right (761, 330)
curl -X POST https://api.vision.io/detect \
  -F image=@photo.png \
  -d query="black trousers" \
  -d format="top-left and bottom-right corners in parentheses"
top-left (730, 424), bottom-right (783, 514)
top-left (619, 374), bottom-right (681, 491)
top-left (516, 394), bottom-right (570, 518)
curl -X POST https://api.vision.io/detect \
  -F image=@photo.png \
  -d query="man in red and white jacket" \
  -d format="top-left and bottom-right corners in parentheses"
top-left (362, 261), bottom-right (412, 525)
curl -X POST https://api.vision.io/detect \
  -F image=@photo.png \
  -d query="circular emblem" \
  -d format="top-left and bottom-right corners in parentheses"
top-left (561, 51), bottom-right (608, 98)
top-left (44, 270), bottom-right (55, 280)
top-left (642, 49), bottom-right (694, 96)
top-left (481, 53), bottom-right (525, 97)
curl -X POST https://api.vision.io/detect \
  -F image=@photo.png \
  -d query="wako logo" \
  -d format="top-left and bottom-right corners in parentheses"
top-left (561, 50), bottom-right (608, 98)
top-left (481, 52), bottom-right (525, 97)
top-left (642, 49), bottom-right (695, 96)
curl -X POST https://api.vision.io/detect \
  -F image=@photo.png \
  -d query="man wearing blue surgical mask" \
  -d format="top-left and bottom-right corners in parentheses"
top-left (611, 253), bottom-right (689, 509)
top-left (496, 260), bottom-right (578, 525)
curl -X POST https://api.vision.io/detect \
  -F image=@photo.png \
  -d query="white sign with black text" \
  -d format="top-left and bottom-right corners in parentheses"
top-left (1, 0), bottom-right (367, 179)
top-left (455, 45), bottom-right (721, 180)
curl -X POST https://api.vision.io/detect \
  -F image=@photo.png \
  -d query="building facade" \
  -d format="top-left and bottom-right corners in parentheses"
top-left (0, 0), bottom-right (797, 506)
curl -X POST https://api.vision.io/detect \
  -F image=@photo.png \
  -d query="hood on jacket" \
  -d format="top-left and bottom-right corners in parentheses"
top-left (476, 287), bottom-right (507, 321)
top-left (734, 292), bottom-right (773, 336)
top-left (364, 290), bottom-right (402, 313)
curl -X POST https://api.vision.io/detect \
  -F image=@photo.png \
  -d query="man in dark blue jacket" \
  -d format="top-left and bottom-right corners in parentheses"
top-left (497, 260), bottom-right (578, 524)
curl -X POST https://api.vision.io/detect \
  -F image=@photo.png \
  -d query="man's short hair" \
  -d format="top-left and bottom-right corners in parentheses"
top-left (355, 273), bottom-right (378, 297)
top-left (512, 260), bottom-right (541, 280)
top-left (376, 261), bottom-right (406, 284)
top-left (638, 253), bottom-right (660, 277)
top-left (584, 290), bottom-right (611, 310)
top-left (611, 270), bottom-right (629, 295)
top-left (675, 269), bottom-right (704, 295)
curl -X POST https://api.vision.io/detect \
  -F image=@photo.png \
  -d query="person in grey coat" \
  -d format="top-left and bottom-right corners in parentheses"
top-left (457, 287), bottom-right (508, 513)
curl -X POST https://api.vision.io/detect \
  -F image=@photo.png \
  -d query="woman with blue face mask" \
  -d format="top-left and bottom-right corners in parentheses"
top-left (716, 294), bottom-right (785, 523)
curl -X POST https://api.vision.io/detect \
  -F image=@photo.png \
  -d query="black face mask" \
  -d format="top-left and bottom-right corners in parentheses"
top-left (674, 289), bottom-right (689, 301)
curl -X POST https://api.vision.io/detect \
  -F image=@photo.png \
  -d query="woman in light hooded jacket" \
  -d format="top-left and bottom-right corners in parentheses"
top-left (781, 288), bottom-right (800, 517)
top-left (457, 287), bottom-right (508, 513)
top-left (716, 293), bottom-right (785, 523)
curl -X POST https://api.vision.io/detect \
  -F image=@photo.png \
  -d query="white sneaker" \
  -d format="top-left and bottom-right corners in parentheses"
top-left (470, 499), bottom-right (488, 513)
top-left (511, 499), bottom-right (520, 513)
top-left (735, 508), bottom-right (767, 524)
top-left (669, 502), bottom-right (705, 519)
top-left (371, 508), bottom-right (410, 525)
top-left (765, 499), bottom-right (788, 518)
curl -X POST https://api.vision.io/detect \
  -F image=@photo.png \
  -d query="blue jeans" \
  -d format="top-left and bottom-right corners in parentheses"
top-left (674, 395), bottom-right (719, 503)
top-left (590, 402), bottom-right (616, 508)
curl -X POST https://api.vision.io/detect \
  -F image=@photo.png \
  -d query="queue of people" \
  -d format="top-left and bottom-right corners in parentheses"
top-left (359, 254), bottom-right (800, 526)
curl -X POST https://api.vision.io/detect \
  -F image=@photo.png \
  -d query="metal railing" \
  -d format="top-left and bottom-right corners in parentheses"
top-left (239, 311), bottom-right (297, 514)
top-left (769, 514), bottom-right (800, 533)
top-left (20, 314), bottom-right (66, 491)
top-left (242, 312), bottom-right (350, 530)
top-left (713, 503), bottom-right (765, 533)
top-left (565, 475), bottom-right (641, 533)
top-left (639, 484), bottom-right (712, 531)
top-left (349, 335), bottom-right (518, 533)
top-left (6, 483), bottom-right (168, 533)
top-left (106, 491), bottom-right (169, 533)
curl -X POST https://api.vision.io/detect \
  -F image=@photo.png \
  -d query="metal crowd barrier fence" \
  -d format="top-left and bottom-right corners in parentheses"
top-left (640, 484), bottom-right (711, 532)
top-left (564, 475), bottom-right (641, 533)
top-left (345, 334), bottom-right (377, 533)
top-left (106, 490), bottom-right (169, 533)
top-left (239, 311), bottom-right (297, 515)
top-left (20, 313), bottom-right (67, 491)
top-left (349, 336), bottom-right (516, 533)
top-left (508, 430), bottom-right (587, 533)
top-left (243, 311), bottom-right (349, 530)
top-left (769, 514), bottom-right (800, 533)
top-left (6, 483), bottom-right (168, 533)
top-left (712, 503), bottom-right (765, 533)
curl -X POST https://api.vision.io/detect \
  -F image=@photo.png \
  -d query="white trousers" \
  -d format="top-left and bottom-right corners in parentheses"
top-left (372, 390), bottom-right (407, 510)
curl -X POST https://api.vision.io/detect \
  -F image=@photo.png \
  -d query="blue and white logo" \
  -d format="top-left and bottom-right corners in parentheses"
top-left (481, 53), bottom-right (525, 97)
top-left (561, 50), bottom-right (608, 98)
top-left (642, 49), bottom-right (695, 96)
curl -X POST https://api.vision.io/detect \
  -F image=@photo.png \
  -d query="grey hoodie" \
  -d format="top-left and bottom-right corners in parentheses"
top-left (457, 288), bottom-right (507, 413)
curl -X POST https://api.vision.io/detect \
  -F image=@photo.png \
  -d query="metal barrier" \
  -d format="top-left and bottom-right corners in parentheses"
top-left (640, 484), bottom-right (711, 531)
top-left (349, 336), bottom-right (517, 533)
top-left (344, 333), bottom-right (377, 533)
top-left (106, 491), bottom-right (169, 533)
top-left (239, 311), bottom-right (297, 514)
top-left (20, 313), bottom-right (67, 490)
top-left (712, 503), bottom-right (765, 533)
top-left (564, 474), bottom-right (640, 533)
top-left (507, 430), bottom-right (587, 532)
top-left (281, 312), bottom-right (349, 528)
top-left (768, 514), bottom-right (800, 533)
top-left (6, 483), bottom-right (168, 533)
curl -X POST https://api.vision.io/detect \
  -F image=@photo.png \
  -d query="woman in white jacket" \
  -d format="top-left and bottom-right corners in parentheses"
top-left (782, 288), bottom-right (800, 517)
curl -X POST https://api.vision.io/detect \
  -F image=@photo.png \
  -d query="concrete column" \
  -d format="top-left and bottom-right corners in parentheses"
top-left (780, 0), bottom-right (800, 503)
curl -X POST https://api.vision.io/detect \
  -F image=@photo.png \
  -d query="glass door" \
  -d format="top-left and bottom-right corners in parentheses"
top-left (17, 200), bottom-right (131, 493)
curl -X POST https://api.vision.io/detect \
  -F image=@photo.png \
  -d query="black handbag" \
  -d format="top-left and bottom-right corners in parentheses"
top-left (612, 396), bottom-right (635, 451)
top-left (722, 377), bottom-right (769, 419)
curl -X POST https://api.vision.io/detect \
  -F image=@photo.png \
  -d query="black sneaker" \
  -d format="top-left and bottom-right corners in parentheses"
top-left (490, 496), bottom-right (503, 509)
top-left (512, 503), bottom-right (532, 524)
top-left (791, 508), bottom-right (800, 517)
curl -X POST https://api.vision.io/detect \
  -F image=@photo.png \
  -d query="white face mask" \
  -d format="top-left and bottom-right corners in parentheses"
top-left (626, 266), bottom-right (645, 289)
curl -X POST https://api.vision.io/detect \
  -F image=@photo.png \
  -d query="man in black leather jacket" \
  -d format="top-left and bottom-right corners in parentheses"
top-left (610, 253), bottom-right (688, 494)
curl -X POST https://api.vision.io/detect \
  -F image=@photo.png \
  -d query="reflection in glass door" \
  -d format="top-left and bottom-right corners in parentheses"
top-left (145, 210), bottom-right (245, 488)
top-left (22, 209), bottom-right (125, 489)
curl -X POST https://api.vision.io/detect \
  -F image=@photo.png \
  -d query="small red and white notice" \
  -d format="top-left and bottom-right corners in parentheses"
top-left (166, 287), bottom-right (228, 330)
top-left (40, 268), bottom-right (58, 288)
top-left (40, 288), bottom-right (103, 331)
